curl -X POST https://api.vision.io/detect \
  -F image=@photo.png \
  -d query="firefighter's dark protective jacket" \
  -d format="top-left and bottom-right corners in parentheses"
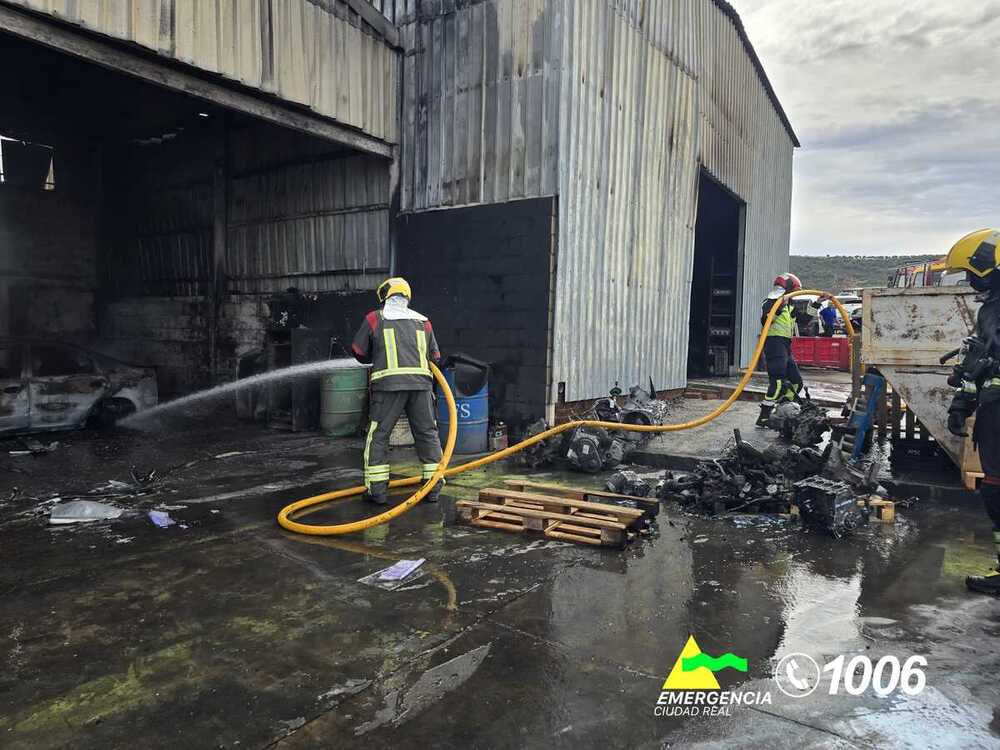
top-left (972, 290), bottom-right (1000, 418)
top-left (351, 308), bottom-right (441, 391)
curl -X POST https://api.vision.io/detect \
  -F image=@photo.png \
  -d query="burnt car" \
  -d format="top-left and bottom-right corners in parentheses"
top-left (0, 340), bottom-right (158, 435)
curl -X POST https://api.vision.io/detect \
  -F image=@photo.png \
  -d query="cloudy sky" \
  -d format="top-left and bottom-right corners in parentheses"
top-left (730, 0), bottom-right (1000, 256)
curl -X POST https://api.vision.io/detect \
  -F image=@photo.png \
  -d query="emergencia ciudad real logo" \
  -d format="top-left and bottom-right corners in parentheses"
top-left (655, 635), bottom-right (770, 717)
top-left (655, 635), bottom-right (929, 717)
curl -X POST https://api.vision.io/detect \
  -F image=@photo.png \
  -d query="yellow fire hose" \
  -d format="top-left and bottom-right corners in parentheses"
top-left (278, 290), bottom-right (856, 536)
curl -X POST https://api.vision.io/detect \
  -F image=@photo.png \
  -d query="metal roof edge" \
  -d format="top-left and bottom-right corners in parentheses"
top-left (711, 0), bottom-right (800, 147)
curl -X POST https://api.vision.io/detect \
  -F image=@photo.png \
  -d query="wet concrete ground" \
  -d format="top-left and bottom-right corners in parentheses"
top-left (688, 367), bottom-right (854, 406)
top-left (634, 399), bottom-right (817, 469)
top-left (1, 409), bottom-right (999, 749)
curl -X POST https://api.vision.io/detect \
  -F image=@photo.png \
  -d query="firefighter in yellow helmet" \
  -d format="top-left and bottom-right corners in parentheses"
top-left (944, 229), bottom-right (1000, 595)
top-left (350, 277), bottom-right (444, 505)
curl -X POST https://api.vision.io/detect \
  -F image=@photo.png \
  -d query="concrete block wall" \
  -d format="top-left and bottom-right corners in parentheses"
top-left (399, 198), bottom-right (556, 427)
top-left (218, 297), bottom-right (270, 374)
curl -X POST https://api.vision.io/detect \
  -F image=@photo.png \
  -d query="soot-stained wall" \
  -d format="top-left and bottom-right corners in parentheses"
top-left (398, 197), bottom-right (556, 426)
top-left (0, 134), bottom-right (102, 340)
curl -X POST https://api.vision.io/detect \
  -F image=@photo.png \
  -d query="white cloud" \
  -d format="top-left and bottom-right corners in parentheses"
top-left (731, 0), bottom-right (1000, 255)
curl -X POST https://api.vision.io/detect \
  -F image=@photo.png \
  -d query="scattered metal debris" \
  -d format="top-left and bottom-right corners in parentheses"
top-left (518, 381), bottom-right (670, 473)
top-left (517, 418), bottom-right (563, 468)
top-left (658, 430), bottom-right (824, 515)
top-left (793, 477), bottom-right (868, 538)
top-left (605, 470), bottom-right (654, 498)
top-left (214, 451), bottom-right (253, 459)
top-left (8, 437), bottom-right (60, 456)
top-left (49, 500), bottom-right (123, 525)
top-left (770, 399), bottom-right (833, 447)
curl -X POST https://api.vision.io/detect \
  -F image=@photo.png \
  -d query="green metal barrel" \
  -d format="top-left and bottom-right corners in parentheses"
top-left (320, 366), bottom-right (369, 437)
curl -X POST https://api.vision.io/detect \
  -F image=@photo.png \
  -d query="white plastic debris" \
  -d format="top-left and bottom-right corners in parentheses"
top-left (214, 451), bottom-right (250, 459)
top-left (148, 510), bottom-right (176, 528)
top-left (358, 559), bottom-right (427, 591)
top-left (378, 558), bottom-right (425, 581)
top-left (49, 500), bottom-right (123, 525)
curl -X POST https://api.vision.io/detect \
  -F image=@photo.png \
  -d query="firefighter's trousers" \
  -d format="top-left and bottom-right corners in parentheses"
top-left (363, 390), bottom-right (442, 500)
top-left (763, 336), bottom-right (803, 404)
top-left (975, 401), bottom-right (1000, 556)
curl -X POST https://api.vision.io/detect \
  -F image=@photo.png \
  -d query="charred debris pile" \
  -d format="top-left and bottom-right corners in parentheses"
top-left (518, 387), bottom-right (889, 537)
top-left (657, 400), bottom-right (836, 514)
top-left (518, 381), bottom-right (671, 473)
top-left (651, 399), bottom-right (886, 537)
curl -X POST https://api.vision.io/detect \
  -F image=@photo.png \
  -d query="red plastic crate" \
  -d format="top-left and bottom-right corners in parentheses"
top-left (791, 337), bottom-right (816, 365)
top-left (791, 337), bottom-right (850, 371)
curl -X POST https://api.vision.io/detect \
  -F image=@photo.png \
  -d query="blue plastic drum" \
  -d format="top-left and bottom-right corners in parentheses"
top-left (437, 364), bottom-right (489, 454)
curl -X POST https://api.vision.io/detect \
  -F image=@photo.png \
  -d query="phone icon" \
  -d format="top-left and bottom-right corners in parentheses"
top-left (785, 658), bottom-right (810, 691)
top-left (774, 653), bottom-right (820, 698)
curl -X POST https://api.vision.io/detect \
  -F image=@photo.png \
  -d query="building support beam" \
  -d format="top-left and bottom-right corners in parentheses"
top-left (208, 115), bottom-right (229, 383)
top-left (343, 0), bottom-right (400, 47)
top-left (0, 4), bottom-right (395, 159)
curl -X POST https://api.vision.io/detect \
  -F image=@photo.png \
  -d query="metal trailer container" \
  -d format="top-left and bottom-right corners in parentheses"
top-left (398, 0), bottom-right (797, 406)
top-left (861, 286), bottom-right (980, 468)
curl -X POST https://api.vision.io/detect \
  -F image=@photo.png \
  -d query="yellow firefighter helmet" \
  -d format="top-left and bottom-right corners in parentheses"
top-left (376, 276), bottom-right (412, 303)
top-left (945, 229), bottom-right (1000, 278)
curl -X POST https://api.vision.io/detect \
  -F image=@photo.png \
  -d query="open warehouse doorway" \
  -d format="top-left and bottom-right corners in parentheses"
top-left (0, 27), bottom-right (392, 417)
top-left (686, 171), bottom-right (746, 379)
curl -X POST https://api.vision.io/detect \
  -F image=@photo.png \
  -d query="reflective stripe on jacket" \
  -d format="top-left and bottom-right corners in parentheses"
top-left (352, 311), bottom-right (441, 391)
top-left (762, 297), bottom-right (822, 339)
top-left (762, 299), bottom-right (795, 339)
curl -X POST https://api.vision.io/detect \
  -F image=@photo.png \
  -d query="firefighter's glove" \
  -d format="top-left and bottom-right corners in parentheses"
top-left (947, 392), bottom-right (977, 437)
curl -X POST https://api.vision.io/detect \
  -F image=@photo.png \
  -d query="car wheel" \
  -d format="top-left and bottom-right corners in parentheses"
top-left (89, 398), bottom-right (136, 429)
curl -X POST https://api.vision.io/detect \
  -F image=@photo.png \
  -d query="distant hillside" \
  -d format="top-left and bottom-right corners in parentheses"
top-left (788, 254), bottom-right (939, 293)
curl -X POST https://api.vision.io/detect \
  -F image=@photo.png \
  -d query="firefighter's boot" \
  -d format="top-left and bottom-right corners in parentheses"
top-left (966, 571), bottom-right (1000, 596)
top-left (365, 481), bottom-right (389, 506)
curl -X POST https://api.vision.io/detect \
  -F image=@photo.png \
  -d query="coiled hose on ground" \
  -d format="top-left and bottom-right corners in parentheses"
top-left (278, 290), bottom-right (856, 536)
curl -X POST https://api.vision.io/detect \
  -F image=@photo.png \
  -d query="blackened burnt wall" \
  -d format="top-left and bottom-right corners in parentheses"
top-left (398, 197), bottom-right (555, 427)
top-left (0, 136), bottom-right (101, 340)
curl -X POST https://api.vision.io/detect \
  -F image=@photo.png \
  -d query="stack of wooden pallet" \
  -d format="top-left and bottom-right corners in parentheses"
top-left (455, 481), bottom-right (655, 548)
top-left (502, 480), bottom-right (659, 517)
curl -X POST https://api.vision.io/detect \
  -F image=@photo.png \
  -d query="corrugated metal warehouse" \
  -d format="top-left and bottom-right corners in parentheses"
top-left (395, 0), bottom-right (798, 422)
top-left (0, 0), bottom-right (795, 428)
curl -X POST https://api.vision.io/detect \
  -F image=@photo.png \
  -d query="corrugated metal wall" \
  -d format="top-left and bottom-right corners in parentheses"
top-left (7, 0), bottom-right (399, 144)
top-left (398, 0), bottom-right (561, 210)
top-left (555, 0), bottom-right (701, 401)
top-left (399, 0), bottom-right (795, 401)
top-left (111, 121), bottom-right (389, 297)
top-left (228, 125), bottom-right (390, 293)
top-left (555, 0), bottom-right (795, 400)
top-left (114, 132), bottom-right (215, 298)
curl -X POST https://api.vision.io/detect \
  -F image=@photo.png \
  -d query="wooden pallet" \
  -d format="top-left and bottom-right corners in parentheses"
top-left (502, 479), bottom-right (659, 517)
top-left (857, 495), bottom-right (895, 523)
top-left (455, 487), bottom-right (648, 548)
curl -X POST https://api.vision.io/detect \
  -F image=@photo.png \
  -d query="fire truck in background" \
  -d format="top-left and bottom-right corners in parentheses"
top-left (887, 258), bottom-right (967, 288)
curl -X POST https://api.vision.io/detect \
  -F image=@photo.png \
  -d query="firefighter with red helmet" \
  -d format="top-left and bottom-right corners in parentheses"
top-left (756, 273), bottom-right (828, 427)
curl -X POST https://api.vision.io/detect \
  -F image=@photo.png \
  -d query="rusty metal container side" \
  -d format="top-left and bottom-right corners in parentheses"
top-left (861, 286), bottom-right (980, 465)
